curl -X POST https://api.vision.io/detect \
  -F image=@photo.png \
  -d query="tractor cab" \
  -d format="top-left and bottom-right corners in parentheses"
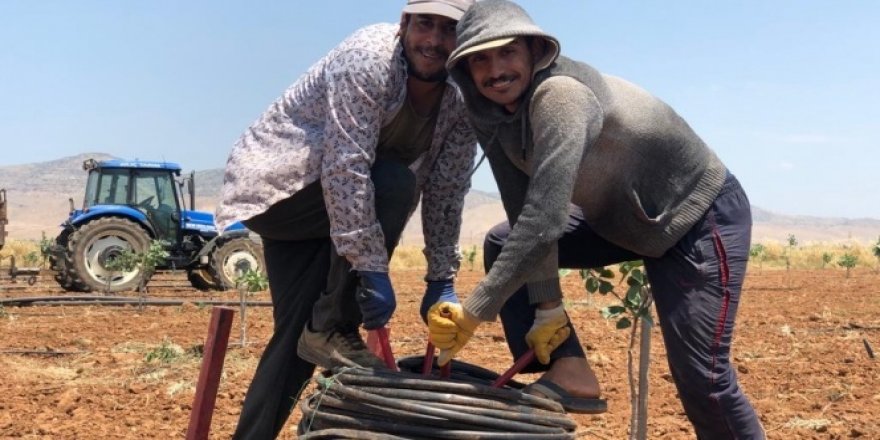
top-left (81, 158), bottom-right (191, 244)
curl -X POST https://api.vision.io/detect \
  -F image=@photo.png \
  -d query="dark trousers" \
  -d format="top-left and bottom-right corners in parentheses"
top-left (485, 174), bottom-right (764, 439)
top-left (232, 160), bottom-right (417, 440)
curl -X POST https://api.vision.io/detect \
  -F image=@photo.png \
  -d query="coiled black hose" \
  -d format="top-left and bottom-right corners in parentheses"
top-left (297, 357), bottom-right (577, 439)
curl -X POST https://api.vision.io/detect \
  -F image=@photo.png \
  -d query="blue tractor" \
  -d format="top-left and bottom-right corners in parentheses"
top-left (50, 158), bottom-right (264, 292)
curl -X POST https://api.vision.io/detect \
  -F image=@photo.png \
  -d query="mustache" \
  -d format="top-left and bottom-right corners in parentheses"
top-left (483, 74), bottom-right (518, 88)
top-left (415, 45), bottom-right (450, 59)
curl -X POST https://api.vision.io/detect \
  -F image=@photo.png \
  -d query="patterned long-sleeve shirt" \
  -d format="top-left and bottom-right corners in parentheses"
top-left (215, 23), bottom-right (477, 280)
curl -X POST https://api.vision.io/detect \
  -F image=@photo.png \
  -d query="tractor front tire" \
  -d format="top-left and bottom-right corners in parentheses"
top-left (66, 217), bottom-right (151, 293)
top-left (207, 237), bottom-right (265, 290)
top-left (187, 268), bottom-right (220, 291)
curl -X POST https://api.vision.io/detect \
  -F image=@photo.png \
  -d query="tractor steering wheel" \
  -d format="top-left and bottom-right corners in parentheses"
top-left (136, 196), bottom-right (155, 209)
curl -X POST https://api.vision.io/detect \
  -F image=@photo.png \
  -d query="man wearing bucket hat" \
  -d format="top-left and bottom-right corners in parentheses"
top-left (216, 0), bottom-right (476, 438)
top-left (427, 0), bottom-right (764, 437)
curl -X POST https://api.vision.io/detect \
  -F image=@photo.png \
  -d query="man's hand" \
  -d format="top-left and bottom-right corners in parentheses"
top-left (427, 302), bottom-right (480, 366)
top-left (420, 280), bottom-right (459, 323)
top-left (356, 271), bottom-right (396, 330)
top-left (526, 304), bottom-right (571, 364)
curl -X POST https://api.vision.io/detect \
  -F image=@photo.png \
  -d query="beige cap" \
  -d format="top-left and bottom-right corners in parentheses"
top-left (402, 0), bottom-right (475, 21)
top-left (447, 35), bottom-right (559, 74)
top-left (450, 37), bottom-right (515, 63)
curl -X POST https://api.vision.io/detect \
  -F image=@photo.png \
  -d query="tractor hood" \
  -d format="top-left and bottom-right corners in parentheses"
top-left (182, 210), bottom-right (247, 235)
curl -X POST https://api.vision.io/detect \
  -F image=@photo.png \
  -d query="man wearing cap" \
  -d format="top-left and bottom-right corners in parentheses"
top-left (215, 1), bottom-right (476, 438)
top-left (427, 0), bottom-right (764, 438)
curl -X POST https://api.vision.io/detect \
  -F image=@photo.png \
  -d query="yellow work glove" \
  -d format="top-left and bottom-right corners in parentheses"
top-left (427, 301), bottom-right (481, 366)
top-left (526, 304), bottom-right (572, 365)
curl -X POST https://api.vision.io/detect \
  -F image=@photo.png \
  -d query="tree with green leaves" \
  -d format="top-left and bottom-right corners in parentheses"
top-left (102, 248), bottom-right (141, 295)
top-left (463, 245), bottom-right (478, 271)
top-left (38, 232), bottom-right (54, 268)
top-left (578, 267), bottom-right (614, 306)
top-left (102, 240), bottom-right (169, 305)
top-left (23, 251), bottom-right (39, 268)
top-left (582, 261), bottom-right (653, 440)
top-left (821, 252), bottom-right (834, 269)
top-left (138, 240), bottom-right (169, 291)
top-left (838, 253), bottom-right (858, 278)
top-left (748, 243), bottom-right (765, 272)
top-left (872, 236), bottom-right (880, 271)
top-left (236, 268), bottom-right (269, 346)
top-left (785, 234), bottom-right (798, 271)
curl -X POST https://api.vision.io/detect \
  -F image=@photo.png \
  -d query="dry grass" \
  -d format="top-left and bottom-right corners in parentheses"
top-left (4, 238), bottom-right (876, 273)
top-left (0, 239), bottom-right (43, 267)
top-left (752, 240), bottom-right (879, 270)
top-left (389, 244), bottom-right (483, 272)
top-left (393, 240), bottom-right (880, 273)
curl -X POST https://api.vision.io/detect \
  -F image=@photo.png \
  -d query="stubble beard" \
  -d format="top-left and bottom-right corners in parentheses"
top-left (401, 33), bottom-right (449, 83)
top-left (407, 59), bottom-right (448, 83)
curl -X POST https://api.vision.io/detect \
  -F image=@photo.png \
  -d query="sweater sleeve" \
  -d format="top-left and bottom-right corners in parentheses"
top-left (464, 76), bottom-right (604, 321)
top-left (421, 113), bottom-right (477, 281)
top-left (320, 48), bottom-right (393, 272)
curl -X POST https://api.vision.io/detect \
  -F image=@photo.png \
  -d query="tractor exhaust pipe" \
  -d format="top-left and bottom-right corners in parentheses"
top-left (189, 171), bottom-right (196, 211)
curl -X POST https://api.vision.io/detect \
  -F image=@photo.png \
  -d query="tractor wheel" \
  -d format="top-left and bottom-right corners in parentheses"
top-left (50, 229), bottom-right (84, 291)
top-left (66, 217), bottom-right (151, 293)
top-left (187, 268), bottom-right (220, 291)
top-left (207, 237), bottom-right (265, 290)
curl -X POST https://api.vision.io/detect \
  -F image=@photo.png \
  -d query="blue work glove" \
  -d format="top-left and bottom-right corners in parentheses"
top-left (420, 279), bottom-right (459, 323)
top-left (356, 271), bottom-right (396, 330)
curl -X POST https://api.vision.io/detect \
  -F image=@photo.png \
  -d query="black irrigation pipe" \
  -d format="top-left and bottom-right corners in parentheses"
top-left (298, 364), bottom-right (577, 439)
top-left (299, 429), bottom-right (411, 440)
top-left (0, 295), bottom-right (272, 308)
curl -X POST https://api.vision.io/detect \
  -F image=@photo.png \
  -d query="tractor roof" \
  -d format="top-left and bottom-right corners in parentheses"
top-left (85, 158), bottom-right (182, 173)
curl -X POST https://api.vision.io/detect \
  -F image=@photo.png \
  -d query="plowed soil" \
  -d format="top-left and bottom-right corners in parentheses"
top-left (1, 268), bottom-right (878, 439)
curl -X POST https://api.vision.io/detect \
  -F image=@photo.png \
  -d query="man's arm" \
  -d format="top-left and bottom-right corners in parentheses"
top-left (421, 115), bottom-right (477, 281)
top-left (320, 48), bottom-right (394, 272)
top-left (464, 76), bottom-right (604, 321)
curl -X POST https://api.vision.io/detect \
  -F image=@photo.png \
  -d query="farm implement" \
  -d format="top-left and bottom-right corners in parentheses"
top-left (0, 189), bottom-right (40, 286)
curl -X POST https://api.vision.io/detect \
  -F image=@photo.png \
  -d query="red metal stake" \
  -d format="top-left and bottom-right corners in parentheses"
top-left (491, 349), bottom-right (535, 388)
top-left (186, 307), bottom-right (235, 440)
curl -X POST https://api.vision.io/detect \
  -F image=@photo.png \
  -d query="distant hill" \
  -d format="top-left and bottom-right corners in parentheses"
top-left (1, 154), bottom-right (878, 245)
top-left (749, 206), bottom-right (880, 243)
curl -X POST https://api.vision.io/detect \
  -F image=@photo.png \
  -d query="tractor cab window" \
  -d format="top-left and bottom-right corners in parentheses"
top-left (132, 170), bottom-right (179, 211)
top-left (86, 169), bottom-right (130, 208)
top-left (132, 170), bottom-right (180, 242)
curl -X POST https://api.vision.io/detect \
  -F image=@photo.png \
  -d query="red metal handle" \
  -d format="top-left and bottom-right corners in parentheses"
top-left (440, 361), bottom-right (451, 378)
top-left (422, 342), bottom-right (436, 376)
top-left (375, 327), bottom-right (399, 371)
top-left (423, 342), bottom-right (453, 378)
top-left (490, 349), bottom-right (535, 388)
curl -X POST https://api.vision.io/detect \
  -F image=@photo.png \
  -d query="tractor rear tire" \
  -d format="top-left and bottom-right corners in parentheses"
top-left (207, 237), bottom-right (265, 290)
top-left (66, 217), bottom-right (151, 293)
top-left (50, 229), bottom-right (85, 292)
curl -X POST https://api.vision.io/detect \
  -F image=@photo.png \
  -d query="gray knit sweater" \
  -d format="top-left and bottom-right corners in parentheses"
top-left (450, 0), bottom-right (728, 321)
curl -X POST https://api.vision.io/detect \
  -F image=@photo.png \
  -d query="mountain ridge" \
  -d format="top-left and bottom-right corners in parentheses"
top-left (1, 154), bottom-right (877, 244)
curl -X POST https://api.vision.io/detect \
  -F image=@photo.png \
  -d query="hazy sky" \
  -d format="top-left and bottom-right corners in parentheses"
top-left (1, 1), bottom-right (877, 218)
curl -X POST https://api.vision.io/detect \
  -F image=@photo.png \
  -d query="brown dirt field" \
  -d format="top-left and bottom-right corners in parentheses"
top-left (1, 268), bottom-right (878, 439)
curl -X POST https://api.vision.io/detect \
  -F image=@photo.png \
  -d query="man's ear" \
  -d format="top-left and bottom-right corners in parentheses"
top-left (528, 37), bottom-right (547, 65)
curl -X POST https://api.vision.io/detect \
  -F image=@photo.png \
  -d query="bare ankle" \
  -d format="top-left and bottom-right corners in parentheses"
top-left (542, 356), bottom-right (601, 398)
